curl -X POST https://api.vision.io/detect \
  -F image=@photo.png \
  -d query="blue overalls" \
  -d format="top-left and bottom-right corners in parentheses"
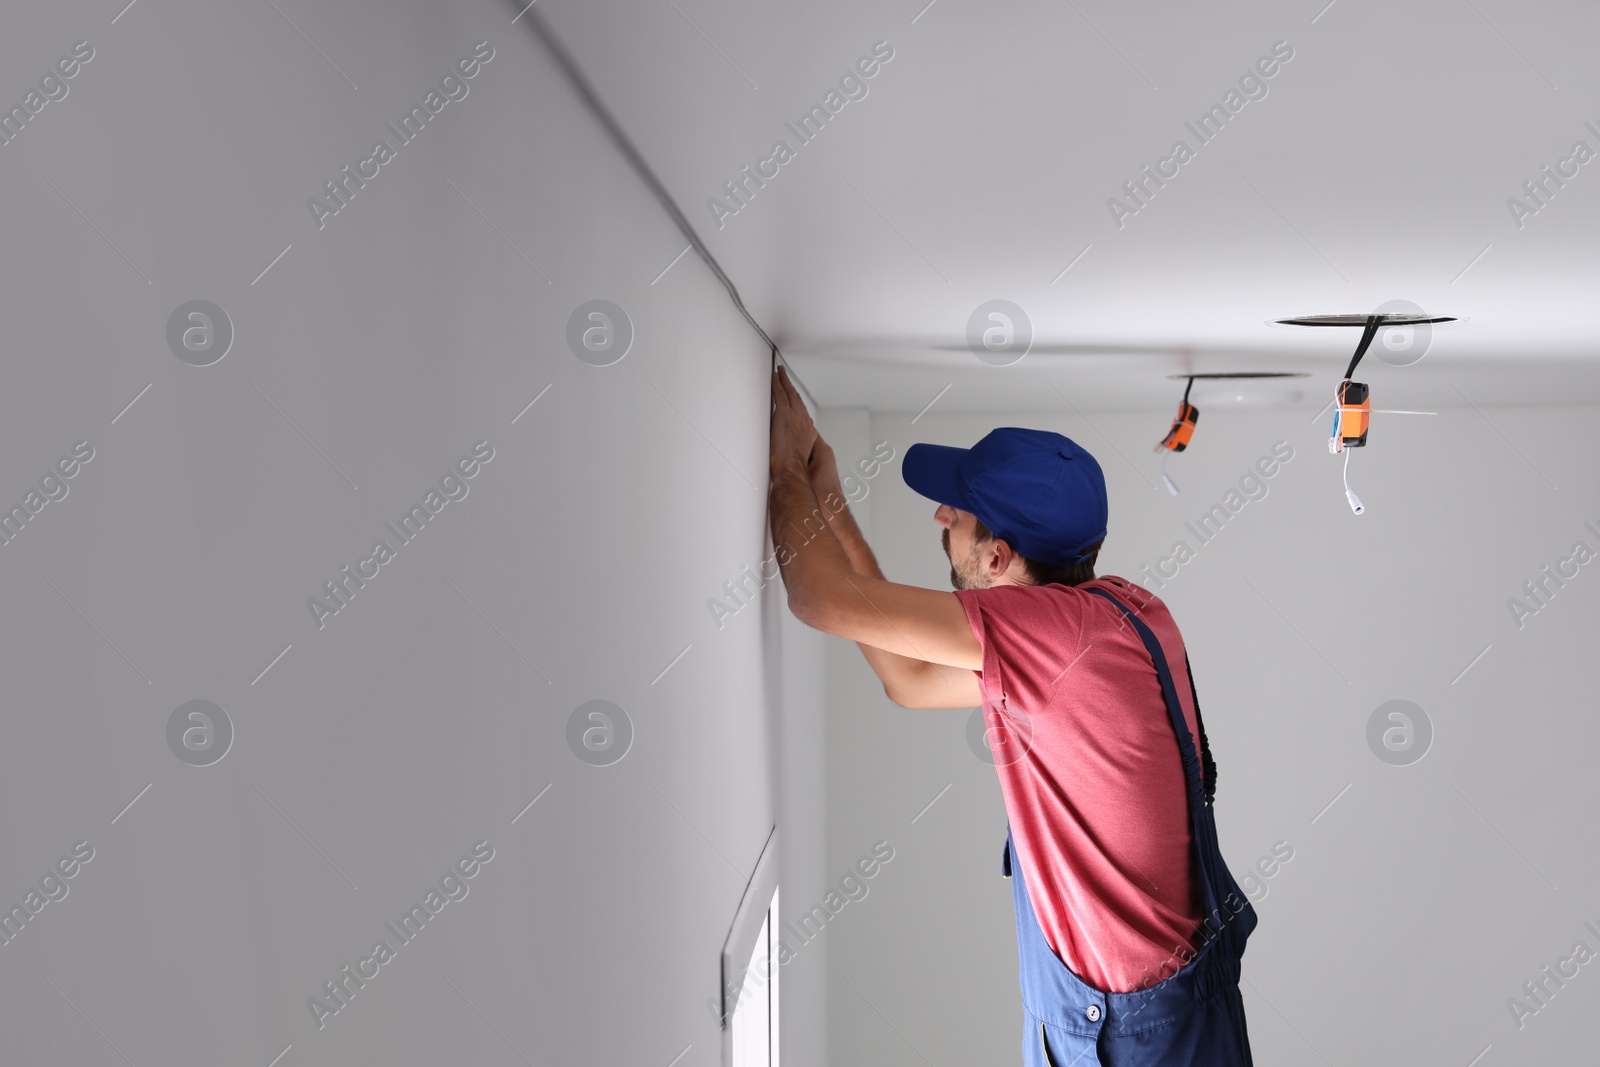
top-left (1001, 586), bottom-right (1256, 1066)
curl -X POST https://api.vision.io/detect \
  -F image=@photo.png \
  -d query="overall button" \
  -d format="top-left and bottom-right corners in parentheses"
top-left (1085, 1004), bottom-right (1101, 1022)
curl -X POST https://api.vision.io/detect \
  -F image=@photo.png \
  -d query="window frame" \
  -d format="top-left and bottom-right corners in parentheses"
top-left (720, 825), bottom-right (781, 1067)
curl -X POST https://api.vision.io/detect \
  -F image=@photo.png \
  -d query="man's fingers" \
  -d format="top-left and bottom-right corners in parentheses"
top-left (773, 365), bottom-right (816, 461)
top-left (772, 366), bottom-right (791, 413)
top-left (778, 368), bottom-right (803, 422)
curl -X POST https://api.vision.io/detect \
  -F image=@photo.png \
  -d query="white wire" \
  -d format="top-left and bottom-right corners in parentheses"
top-left (1160, 449), bottom-right (1179, 496)
top-left (1342, 444), bottom-right (1353, 492)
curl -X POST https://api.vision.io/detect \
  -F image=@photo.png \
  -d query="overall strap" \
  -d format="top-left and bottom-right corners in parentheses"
top-left (1082, 586), bottom-right (1225, 924)
top-left (1088, 588), bottom-right (1209, 806)
top-left (1183, 651), bottom-right (1217, 804)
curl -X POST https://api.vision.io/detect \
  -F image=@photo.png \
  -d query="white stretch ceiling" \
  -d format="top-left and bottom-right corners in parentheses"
top-left (540, 0), bottom-right (1600, 412)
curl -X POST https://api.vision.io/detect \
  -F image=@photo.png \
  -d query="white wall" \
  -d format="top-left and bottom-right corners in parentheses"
top-left (825, 402), bottom-right (1600, 1065)
top-left (0, 5), bottom-right (795, 1066)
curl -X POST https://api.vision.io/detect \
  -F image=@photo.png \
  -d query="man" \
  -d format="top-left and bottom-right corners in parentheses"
top-left (768, 365), bottom-right (1257, 1066)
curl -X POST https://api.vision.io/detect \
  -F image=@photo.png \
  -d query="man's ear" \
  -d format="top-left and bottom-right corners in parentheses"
top-left (984, 536), bottom-right (1015, 579)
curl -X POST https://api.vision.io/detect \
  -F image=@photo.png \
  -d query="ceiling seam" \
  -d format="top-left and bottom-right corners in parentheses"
top-left (506, 0), bottom-right (818, 408)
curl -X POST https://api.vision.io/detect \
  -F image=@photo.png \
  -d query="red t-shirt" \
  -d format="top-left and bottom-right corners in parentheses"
top-left (954, 575), bottom-right (1205, 993)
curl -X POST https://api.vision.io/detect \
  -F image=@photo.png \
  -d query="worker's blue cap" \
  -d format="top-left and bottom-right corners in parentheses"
top-left (902, 428), bottom-right (1108, 567)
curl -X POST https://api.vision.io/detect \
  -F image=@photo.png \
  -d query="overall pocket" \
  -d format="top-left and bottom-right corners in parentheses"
top-left (1038, 1019), bottom-right (1098, 1067)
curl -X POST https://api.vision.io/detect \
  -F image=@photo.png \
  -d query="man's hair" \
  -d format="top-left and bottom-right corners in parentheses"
top-left (971, 516), bottom-right (1100, 587)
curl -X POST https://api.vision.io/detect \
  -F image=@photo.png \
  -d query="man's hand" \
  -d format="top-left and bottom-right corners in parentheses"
top-left (770, 365), bottom-right (817, 475)
top-left (806, 436), bottom-right (847, 515)
top-left (764, 374), bottom-right (984, 692)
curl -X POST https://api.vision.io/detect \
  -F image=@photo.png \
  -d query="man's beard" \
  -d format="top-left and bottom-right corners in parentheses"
top-left (943, 527), bottom-right (990, 590)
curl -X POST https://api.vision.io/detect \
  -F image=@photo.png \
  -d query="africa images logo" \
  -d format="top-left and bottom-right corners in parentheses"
top-left (706, 41), bottom-right (895, 229)
top-left (307, 841), bottom-right (495, 1031)
top-left (1106, 40), bottom-right (1295, 229)
top-left (0, 40), bottom-right (95, 149)
top-left (308, 441), bottom-right (495, 630)
top-left (307, 42), bottom-right (495, 231)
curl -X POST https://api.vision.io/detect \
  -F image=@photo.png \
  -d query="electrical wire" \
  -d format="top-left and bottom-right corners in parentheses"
top-left (1160, 449), bottom-right (1179, 496)
top-left (1343, 315), bottom-right (1383, 380)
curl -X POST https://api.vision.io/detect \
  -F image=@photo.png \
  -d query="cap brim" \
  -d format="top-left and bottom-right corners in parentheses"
top-left (901, 442), bottom-right (972, 511)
